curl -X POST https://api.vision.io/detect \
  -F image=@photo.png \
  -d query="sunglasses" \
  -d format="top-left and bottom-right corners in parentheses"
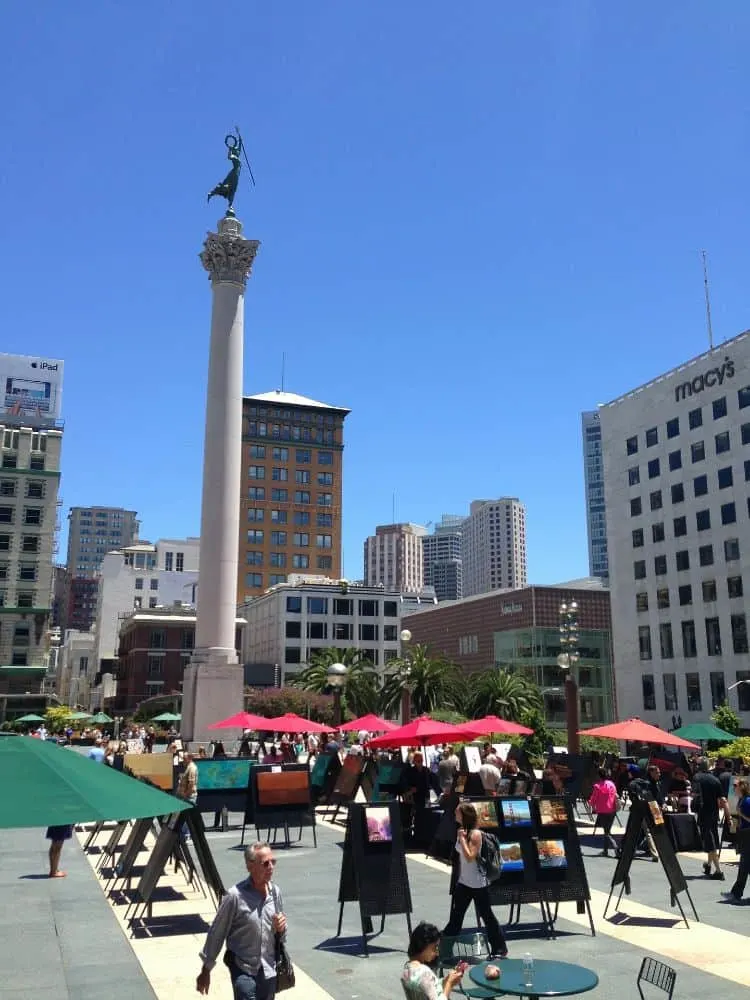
top-left (258, 859), bottom-right (277, 867)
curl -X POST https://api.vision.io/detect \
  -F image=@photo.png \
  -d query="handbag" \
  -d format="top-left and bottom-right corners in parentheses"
top-left (272, 885), bottom-right (295, 992)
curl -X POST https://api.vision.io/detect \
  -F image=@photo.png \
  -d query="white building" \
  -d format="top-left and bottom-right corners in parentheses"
top-left (239, 579), bottom-right (436, 683)
top-left (57, 628), bottom-right (97, 708)
top-left (363, 523), bottom-right (426, 592)
top-left (94, 537), bottom-right (199, 671)
top-left (461, 498), bottom-right (527, 597)
top-left (422, 515), bottom-right (463, 601)
top-left (582, 411), bottom-right (609, 580)
top-left (600, 330), bottom-right (750, 728)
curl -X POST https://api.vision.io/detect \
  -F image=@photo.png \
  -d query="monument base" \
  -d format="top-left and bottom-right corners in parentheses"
top-left (181, 648), bottom-right (244, 743)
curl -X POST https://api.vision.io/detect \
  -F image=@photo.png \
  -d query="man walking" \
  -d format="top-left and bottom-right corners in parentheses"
top-left (197, 842), bottom-right (287, 999)
top-left (692, 758), bottom-right (731, 880)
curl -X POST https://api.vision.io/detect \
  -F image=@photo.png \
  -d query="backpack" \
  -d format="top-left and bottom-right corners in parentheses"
top-left (477, 831), bottom-right (503, 881)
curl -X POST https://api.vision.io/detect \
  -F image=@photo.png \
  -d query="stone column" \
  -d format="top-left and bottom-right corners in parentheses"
top-left (181, 214), bottom-right (260, 743)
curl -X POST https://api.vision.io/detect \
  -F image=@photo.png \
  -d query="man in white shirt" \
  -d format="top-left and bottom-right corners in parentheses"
top-left (479, 757), bottom-right (504, 795)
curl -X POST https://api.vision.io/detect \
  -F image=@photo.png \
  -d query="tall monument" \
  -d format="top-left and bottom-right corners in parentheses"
top-left (182, 132), bottom-right (259, 741)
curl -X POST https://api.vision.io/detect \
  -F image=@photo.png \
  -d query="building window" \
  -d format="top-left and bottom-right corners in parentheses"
top-left (686, 673), bottom-right (702, 711)
top-left (648, 458), bottom-right (660, 478)
top-left (135, 578), bottom-right (144, 590)
top-left (627, 436), bottom-right (638, 455)
top-left (296, 449), bottom-right (311, 463)
top-left (638, 625), bottom-right (652, 660)
top-left (732, 614), bottom-right (749, 654)
top-left (651, 522), bottom-right (665, 543)
top-left (0, 507), bottom-right (14, 524)
top-left (0, 481), bottom-right (15, 497)
top-left (271, 531), bottom-right (287, 545)
top-left (655, 555), bottom-right (667, 576)
top-left (247, 529), bottom-right (264, 543)
top-left (664, 673), bottom-right (678, 711)
top-left (306, 621), bottom-right (327, 640)
top-left (316, 534), bottom-right (332, 548)
top-left (636, 592), bottom-right (649, 612)
top-left (691, 441), bottom-right (705, 463)
top-left (678, 584), bottom-right (692, 606)
top-left (249, 487), bottom-right (265, 501)
top-left (688, 406), bottom-right (703, 429)
top-left (671, 483), bottom-right (684, 503)
top-left (181, 628), bottom-right (195, 650)
top-left (728, 575), bottom-right (744, 598)
top-left (164, 551), bottom-right (173, 571)
top-left (682, 620), bottom-right (697, 658)
top-left (250, 445), bottom-right (266, 459)
top-left (359, 599), bottom-right (378, 616)
top-left (668, 451), bottom-right (681, 471)
top-left (147, 655), bottom-right (163, 677)
top-left (18, 564), bottom-right (36, 581)
top-left (271, 489), bottom-right (288, 502)
top-left (293, 511), bottom-right (310, 525)
top-left (270, 552), bottom-right (286, 567)
top-left (667, 417), bottom-right (680, 438)
top-left (699, 544), bottom-right (714, 566)
top-left (713, 396), bottom-right (728, 419)
top-left (333, 622), bottom-right (353, 641)
top-left (656, 587), bottom-right (670, 609)
top-left (628, 467), bottom-right (640, 486)
top-left (272, 468), bottom-right (289, 481)
top-left (293, 532), bottom-right (309, 546)
top-left (27, 482), bottom-right (44, 499)
top-left (742, 423), bottom-right (750, 445)
top-left (660, 623), bottom-right (674, 659)
top-left (307, 597), bottom-right (328, 614)
top-left (272, 447), bottom-right (288, 461)
top-left (384, 601), bottom-right (398, 617)
top-left (286, 621), bottom-right (301, 638)
top-left (722, 502), bottom-right (736, 524)
top-left (672, 517), bottom-right (686, 538)
top-left (696, 509), bottom-right (711, 531)
top-left (736, 672), bottom-right (750, 710)
top-left (245, 572), bottom-right (263, 587)
top-left (359, 623), bottom-right (379, 641)
top-left (650, 491), bottom-right (662, 511)
top-left (292, 557), bottom-right (309, 570)
top-left (702, 579), bottom-right (717, 602)
top-left (705, 617), bottom-right (722, 656)
top-left (725, 538), bottom-right (740, 561)
top-left (150, 629), bottom-right (166, 649)
top-left (632, 528), bottom-right (644, 548)
top-left (316, 512), bottom-right (333, 527)
top-left (718, 467), bottom-right (733, 489)
top-left (646, 427), bottom-right (658, 447)
top-left (248, 465), bottom-right (265, 479)
top-left (247, 508), bottom-right (264, 522)
top-left (316, 556), bottom-right (330, 571)
top-left (693, 474), bottom-right (708, 497)
top-left (21, 535), bottom-right (38, 553)
top-left (630, 498), bottom-right (642, 516)
top-left (286, 596), bottom-right (302, 613)
top-left (634, 560), bottom-right (647, 580)
top-left (246, 551), bottom-right (263, 565)
top-left (293, 470), bottom-right (309, 485)
top-left (318, 451), bottom-right (333, 465)
top-left (317, 493), bottom-right (333, 507)
top-left (642, 674), bottom-right (655, 710)
top-left (675, 550), bottom-right (690, 571)
top-left (285, 646), bottom-right (302, 664)
top-left (133, 596), bottom-right (142, 609)
top-left (715, 431), bottom-right (730, 454)
top-left (738, 386), bottom-right (750, 409)
top-left (317, 472), bottom-right (333, 486)
top-left (294, 491), bottom-right (311, 504)
top-left (271, 510), bottom-right (287, 524)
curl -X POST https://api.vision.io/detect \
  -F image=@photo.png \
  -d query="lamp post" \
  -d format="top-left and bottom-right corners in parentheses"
top-left (399, 629), bottom-right (413, 725)
top-left (728, 679), bottom-right (750, 716)
top-left (558, 600), bottom-right (580, 755)
top-left (327, 662), bottom-right (348, 728)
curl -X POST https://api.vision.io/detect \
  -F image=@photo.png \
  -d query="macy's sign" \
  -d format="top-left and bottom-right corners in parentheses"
top-left (674, 356), bottom-right (734, 402)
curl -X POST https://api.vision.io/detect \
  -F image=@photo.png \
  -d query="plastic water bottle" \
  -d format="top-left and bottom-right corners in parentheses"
top-left (473, 932), bottom-right (483, 958)
top-left (221, 806), bottom-right (229, 832)
top-left (522, 953), bottom-right (534, 986)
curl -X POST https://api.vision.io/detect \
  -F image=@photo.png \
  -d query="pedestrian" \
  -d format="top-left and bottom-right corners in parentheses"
top-left (45, 824), bottom-right (73, 878)
top-left (437, 746), bottom-right (460, 793)
top-left (401, 921), bottom-right (464, 1000)
top-left (177, 751), bottom-right (198, 841)
top-left (197, 841), bottom-right (287, 999)
top-left (588, 767), bottom-right (620, 856)
top-left (478, 754), bottom-right (504, 796)
top-left (692, 757), bottom-right (731, 880)
top-left (87, 737), bottom-right (106, 764)
top-left (722, 779), bottom-right (750, 903)
top-left (442, 802), bottom-right (508, 959)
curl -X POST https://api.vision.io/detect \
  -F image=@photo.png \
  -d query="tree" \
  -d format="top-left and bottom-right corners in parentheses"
top-left (379, 644), bottom-right (463, 717)
top-left (288, 647), bottom-right (380, 716)
top-left (44, 706), bottom-right (74, 732)
top-left (244, 686), bottom-right (337, 726)
top-left (464, 669), bottom-right (542, 722)
top-left (711, 701), bottom-right (741, 736)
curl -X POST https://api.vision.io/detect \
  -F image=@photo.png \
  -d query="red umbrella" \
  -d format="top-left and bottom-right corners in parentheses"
top-left (207, 711), bottom-right (271, 731)
top-left (454, 715), bottom-right (533, 738)
top-left (578, 718), bottom-right (700, 750)
top-left (339, 714), bottom-right (399, 733)
top-left (258, 713), bottom-right (330, 734)
top-left (366, 715), bottom-right (467, 749)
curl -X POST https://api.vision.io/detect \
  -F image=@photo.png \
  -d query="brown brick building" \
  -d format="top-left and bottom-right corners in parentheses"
top-left (403, 582), bottom-right (615, 725)
top-left (239, 390), bottom-right (350, 603)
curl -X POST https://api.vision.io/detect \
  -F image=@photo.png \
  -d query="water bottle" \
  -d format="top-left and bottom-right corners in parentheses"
top-left (221, 806), bottom-right (229, 832)
top-left (473, 932), bottom-right (483, 958)
top-left (522, 953), bottom-right (534, 986)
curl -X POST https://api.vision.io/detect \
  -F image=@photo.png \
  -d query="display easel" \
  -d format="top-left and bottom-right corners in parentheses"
top-left (242, 763), bottom-right (318, 848)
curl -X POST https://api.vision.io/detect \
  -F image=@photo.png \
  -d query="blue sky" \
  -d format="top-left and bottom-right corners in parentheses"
top-left (2, 3), bottom-right (749, 581)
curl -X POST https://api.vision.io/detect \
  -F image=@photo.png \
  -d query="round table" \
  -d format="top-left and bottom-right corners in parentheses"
top-left (469, 959), bottom-right (599, 1000)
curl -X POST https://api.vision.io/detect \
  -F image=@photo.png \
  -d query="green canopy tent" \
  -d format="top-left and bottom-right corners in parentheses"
top-left (68, 711), bottom-right (93, 721)
top-left (672, 722), bottom-right (736, 743)
top-left (151, 712), bottom-right (181, 723)
top-left (90, 712), bottom-right (114, 724)
top-left (0, 736), bottom-right (191, 828)
top-left (13, 714), bottom-right (46, 724)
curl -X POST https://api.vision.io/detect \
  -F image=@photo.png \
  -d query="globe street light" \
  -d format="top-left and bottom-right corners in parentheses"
top-left (559, 600), bottom-right (580, 755)
top-left (399, 629), bottom-right (413, 725)
top-left (327, 662), bottom-right (348, 727)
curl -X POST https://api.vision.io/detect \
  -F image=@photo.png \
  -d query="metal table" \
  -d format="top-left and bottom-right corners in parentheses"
top-left (469, 958), bottom-right (599, 1000)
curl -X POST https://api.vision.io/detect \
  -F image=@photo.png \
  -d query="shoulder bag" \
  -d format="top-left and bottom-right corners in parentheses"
top-left (272, 885), bottom-right (295, 992)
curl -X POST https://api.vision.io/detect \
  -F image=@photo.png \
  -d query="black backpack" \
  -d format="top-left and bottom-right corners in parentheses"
top-left (477, 831), bottom-right (503, 881)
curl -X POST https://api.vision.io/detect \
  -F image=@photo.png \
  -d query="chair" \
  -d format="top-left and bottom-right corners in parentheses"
top-left (637, 957), bottom-right (677, 1000)
top-left (439, 933), bottom-right (502, 998)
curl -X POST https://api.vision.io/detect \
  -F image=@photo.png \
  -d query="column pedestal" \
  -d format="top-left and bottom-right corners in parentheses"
top-left (182, 650), bottom-right (244, 744)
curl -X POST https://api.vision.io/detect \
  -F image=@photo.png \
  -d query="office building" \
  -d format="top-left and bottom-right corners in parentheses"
top-left (582, 410), bottom-right (608, 579)
top-left (600, 330), bottom-right (750, 728)
top-left (65, 506), bottom-right (139, 630)
top-left (239, 390), bottom-right (350, 602)
top-left (422, 515), bottom-right (463, 601)
top-left (0, 352), bottom-right (65, 691)
top-left (364, 523), bottom-right (426, 592)
top-left (461, 498), bottom-right (527, 597)
top-left (403, 580), bottom-right (614, 726)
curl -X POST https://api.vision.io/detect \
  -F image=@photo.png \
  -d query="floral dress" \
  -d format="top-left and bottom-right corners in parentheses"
top-left (401, 960), bottom-right (444, 1000)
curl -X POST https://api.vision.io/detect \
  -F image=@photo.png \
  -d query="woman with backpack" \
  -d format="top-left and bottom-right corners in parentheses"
top-left (588, 767), bottom-right (620, 856)
top-left (442, 802), bottom-right (508, 958)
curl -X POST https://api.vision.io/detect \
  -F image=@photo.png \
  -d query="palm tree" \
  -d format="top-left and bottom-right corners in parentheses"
top-left (464, 669), bottom-right (543, 721)
top-left (379, 644), bottom-right (463, 717)
top-left (289, 647), bottom-right (380, 716)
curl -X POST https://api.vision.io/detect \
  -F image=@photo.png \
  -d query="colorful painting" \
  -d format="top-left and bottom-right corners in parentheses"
top-left (257, 768), bottom-right (310, 806)
top-left (499, 798), bottom-right (532, 827)
top-left (648, 800), bottom-right (665, 826)
top-left (365, 806), bottom-right (393, 843)
top-left (536, 839), bottom-right (567, 869)
top-left (474, 800), bottom-right (499, 829)
top-left (310, 753), bottom-right (334, 787)
top-left (498, 842), bottom-right (524, 871)
top-left (196, 758), bottom-right (252, 791)
top-left (538, 797), bottom-right (568, 826)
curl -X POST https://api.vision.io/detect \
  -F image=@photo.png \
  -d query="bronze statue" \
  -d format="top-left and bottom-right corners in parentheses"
top-left (208, 129), bottom-right (253, 214)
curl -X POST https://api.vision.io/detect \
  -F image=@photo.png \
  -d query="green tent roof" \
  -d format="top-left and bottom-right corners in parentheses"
top-left (672, 722), bottom-right (736, 743)
top-left (0, 737), bottom-right (190, 828)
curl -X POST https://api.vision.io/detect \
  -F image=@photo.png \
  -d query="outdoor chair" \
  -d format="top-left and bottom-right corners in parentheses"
top-left (637, 957), bottom-right (677, 1000)
top-left (439, 932), bottom-right (502, 998)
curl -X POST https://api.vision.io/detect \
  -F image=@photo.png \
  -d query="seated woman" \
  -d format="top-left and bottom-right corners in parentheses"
top-left (401, 922), bottom-right (464, 1000)
top-left (668, 767), bottom-right (692, 813)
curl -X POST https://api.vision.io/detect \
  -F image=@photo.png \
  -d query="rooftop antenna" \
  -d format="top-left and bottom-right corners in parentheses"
top-left (281, 352), bottom-right (286, 392)
top-left (701, 249), bottom-right (714, 349)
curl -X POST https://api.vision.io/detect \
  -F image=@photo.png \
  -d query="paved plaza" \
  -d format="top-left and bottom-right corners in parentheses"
top-left (1, 809), bottom-right (749, 1000)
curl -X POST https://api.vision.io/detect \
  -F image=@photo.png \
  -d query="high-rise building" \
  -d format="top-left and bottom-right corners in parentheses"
top-left (461, 498), bottom-right (527, 597)
top-left (582, 411), bottom-right (608, 579)
top-left (422, 515), bottom-right (463, 601)
top-left (0, 352), bottom-right (64, 690)
top-left (600, 330), bottom-right (750, 729)
top-left (364, 523), bottom-right (426, 592)
top-left (239, 390), bottom-right (350, 602)
top-left (65, 506), bottom-right (139, 631)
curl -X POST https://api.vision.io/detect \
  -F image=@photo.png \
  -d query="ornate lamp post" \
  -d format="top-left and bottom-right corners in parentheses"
top-left (327, 662), bottom-right (348, 728)
top-left (399, 629), bottom-right (413, 725)
top-left (558, 600), bottom-right (580, 755)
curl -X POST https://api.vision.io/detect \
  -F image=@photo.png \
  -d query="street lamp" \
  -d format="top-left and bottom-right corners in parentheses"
top-left (728, 679), bottom-right (750, 714)
top-left (399, 629), bottom-right (413, 725)
top-left (559, 600), bottom-right (580, 755)
top-left (327, 662), bottom-right (348, 727)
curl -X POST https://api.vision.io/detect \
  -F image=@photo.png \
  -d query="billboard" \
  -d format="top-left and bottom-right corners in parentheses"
top-left (0, 353), bottom-right (64, 426)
